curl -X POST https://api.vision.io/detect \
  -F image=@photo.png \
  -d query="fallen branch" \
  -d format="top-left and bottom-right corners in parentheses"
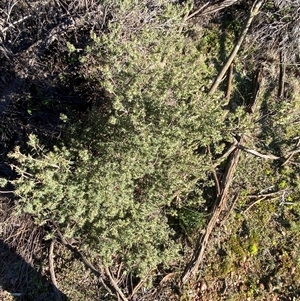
top-left (104, 267), bottom-right (129, 301)
top-left (247, 66), bottom-right (263, 114)
top-left (55, 229), bottom-right (114, 296)
top-left (243, 195), bottom-right (280, 213)
top-left (129, 269), bottom-right (153, 299)
top-left (226, 63), bottom-right (234, 101)
top-left (238, 145), bottom-right (280, 160)
top-left (213, 141), bottom-right (238, 168)
top-left (182, 137), bottom-right (243, 283)
top-left (187, 0), bottom-right (240, 20)
top-left (237, 144), bottom-right (300, 164)
top-left (208, 0), bottom-right (264, 95)
top-left (278, 51), bottom-right (286, 98)
top-left (185, 2), bottom-right (211, 21)
top-left (220, 193), bottom-right (239, 227)
top-left (49, 240), bottom-right (63, 301)
top-left (282, 138), bottom-right (300, 166)
top-left (1, 15), bottom-right (32, 33)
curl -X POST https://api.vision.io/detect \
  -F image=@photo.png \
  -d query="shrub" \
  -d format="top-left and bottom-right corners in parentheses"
top-left (10, 0), bottom-right (228, 279)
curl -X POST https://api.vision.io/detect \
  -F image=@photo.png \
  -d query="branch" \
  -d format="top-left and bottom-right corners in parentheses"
top-left (238, 143), bottom-right (300, 164)
top-left (1, 15), bottom-right (32, 33)
top-left (104, 267), bottom-right (129, 301)
top-left (187, 0), bottom-right (241, 20)
top-left (238, 145), bottom-right (280, 160)
top-left (55, 229), bottom-right (114, 296)
top-left (226, 63), bottom-right (234, 101)
top-left (49, 240), bottom-right (63, 301)
top-left (185, 2), bottom-right (211, 21)
top-left (213, 140), bottom-right (238, 168)
top-left (182, 136), bottom-right (243, 283)
top-left (282, 138), bottom-right (300, 166)
top-left (278, 51), bottom-right (286, 98)
top-left (208, 0), bottom-right (265, 95)
top-left (247, 66), bottom-right (264, 114)
top-left (243, 190), bottom-right (286, 213)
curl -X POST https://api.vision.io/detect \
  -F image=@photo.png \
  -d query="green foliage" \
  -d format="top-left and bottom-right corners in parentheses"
top-left (178, 207), bottom-right (206, 235)
top-left (10, 0), bottom-right (229, 280)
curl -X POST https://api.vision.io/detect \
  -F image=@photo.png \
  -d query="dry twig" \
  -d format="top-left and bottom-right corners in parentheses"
top-left (49, 240), bottom-right (62, 301)
top-left (281, 138), bottom-right (300, 166)
top-left (182, 137), bottom-right (242, 283)
top-left (104, 267), bottom-right (129, 301)
top-left (226, 63), bottom-right (234, 101)
top-left (55, 229), bottom-right (114, 296)
top-left (208, 0), bottom-right (264, 95)
top-left (185, 2), bottom-right (211, 21)
top-left (278, 51), bottom-right (286, 98)
top-left (243, 196), bottom-right (280, 213)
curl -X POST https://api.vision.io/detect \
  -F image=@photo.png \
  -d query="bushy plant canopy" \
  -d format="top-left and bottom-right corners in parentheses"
top-left (10, 0), bottom-right (231, 278)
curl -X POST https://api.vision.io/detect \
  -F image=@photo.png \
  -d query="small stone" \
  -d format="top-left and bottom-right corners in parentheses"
top-left (239, 284), bottom-right (247, 292)
top-left (200, 280), bottom-right (207, 291)
top-left (259, 283), bottom-right (265, 290)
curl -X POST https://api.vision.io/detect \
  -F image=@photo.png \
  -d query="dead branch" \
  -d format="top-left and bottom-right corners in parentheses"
top-left (55, 229), bottom-right (114, 296)
top-left (188, 0), bottom-right (240, 20)
top-left (238, 143), bottom-right (300, 164)
top-left (247, 188), bottom-right (287, 198)
top-left (104, 267), bottom-right (129, 301)
top-left (49, 240), bottom-right (63, 301)
top-left (252, 0), bottom-right (300, 64)
top-left (183, 36), bottom-right (267, 281)
top-left (182, 136), bottom-right (243, 283)
top-left (208, 146), bottom-right (221, 196)
top-left (129, 269), bottom-right (153, 299)
top-left (220, 193), bottom-right (239, 227)
top-left (282, 138), bottom-right (300, 166)
top-left (278, 51), bottom-right (286, 98)
top-left (226, 62), bottom-right (234, 101)
top-left (243, 195), bottom-right (281, 213)
top-left (185, 2), bottom-right (211, 21)
top-left (237, 145), bottom-right (280, 160)
top-left (247, 66), bottom-right (263, 114)
top-left (1, 15), bottom-right (32, 33)
top-left (213, 140), bottom-right (238, 168)
top-left (208, 0), bottom-right (265, 95)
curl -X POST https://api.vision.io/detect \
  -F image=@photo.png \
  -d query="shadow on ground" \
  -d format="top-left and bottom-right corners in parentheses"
top-left (0, 239), bottom-right (68, 301)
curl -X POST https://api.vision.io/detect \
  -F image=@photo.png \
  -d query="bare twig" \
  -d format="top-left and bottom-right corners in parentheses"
top-left (185, 2), bottom-right (211, 21)
top-left (247, 66), bottom-right (264, 114)
top-left (49, 240), bottom-right (62, 301)
top-left (129, 268), bottom-right (153, 298)
top-left (1, 15), bottom-right (32, 33)
top-left (208, 0), bottom-right (264, 95)
top-left (278, 51), bottom-right (286, 98)
top-left (282, 138), bottom-right (300, 166)
top-left (237, 145), bottom-right (280, 160)
top-left (246, 190), bottom-right (284, 199)
top-left (104, 267), bottom-right (129, 301)
top-left (55, 229), bottom-right (114, 296)
top-left (182, 137), bottom-right (243, 283)
top-left (243, 196), bottom-right (280, 213)
top-left (238, 143), bottom-right (300, 164)
top-left (226, 62), bottom-right (234, 101)
top-left (56, 230), bottom-right (99, 275)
